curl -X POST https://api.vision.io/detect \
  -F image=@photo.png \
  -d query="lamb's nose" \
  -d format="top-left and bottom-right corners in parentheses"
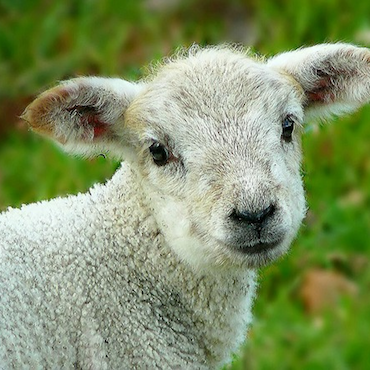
top-left (230, 204), bottom-right (276, 224)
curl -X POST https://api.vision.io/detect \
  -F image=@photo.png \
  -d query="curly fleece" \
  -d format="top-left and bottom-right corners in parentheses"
top-left (0, 164), bottom-right (256, 369)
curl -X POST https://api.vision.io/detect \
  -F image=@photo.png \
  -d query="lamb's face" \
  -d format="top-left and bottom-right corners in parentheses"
top-left (126, 50), bottom-right (307, 270)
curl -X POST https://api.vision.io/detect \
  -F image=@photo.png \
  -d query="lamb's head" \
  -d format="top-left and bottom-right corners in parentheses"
top-left (124, 48), bottom-right (307, 270)
top-left (23, 44), bottom-right (370, 271)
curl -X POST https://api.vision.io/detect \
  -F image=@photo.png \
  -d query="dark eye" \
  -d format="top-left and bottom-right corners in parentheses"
top-left (149, 142), bottom-right (170, 166)
top-left (282, 115), bottom-right (295, 142)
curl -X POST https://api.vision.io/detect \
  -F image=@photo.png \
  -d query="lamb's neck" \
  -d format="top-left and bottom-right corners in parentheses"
top-left (155, 245), bottom-right (257, 367)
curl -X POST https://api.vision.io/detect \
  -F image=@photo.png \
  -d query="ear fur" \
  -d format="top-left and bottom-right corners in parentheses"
top-left (22, 77), bottom-right (143, 157)
top-left (268, 43), bottom-right (370, 119)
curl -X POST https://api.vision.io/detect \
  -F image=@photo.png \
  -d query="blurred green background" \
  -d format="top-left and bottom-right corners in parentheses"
top-left (1, 0), bottom-right (370, 369)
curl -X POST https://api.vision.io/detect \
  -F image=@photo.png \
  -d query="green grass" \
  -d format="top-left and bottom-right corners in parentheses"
top-left (1, 1), bottom-right (370, 369)
top-left (0, 132), bottom-right (119, 210)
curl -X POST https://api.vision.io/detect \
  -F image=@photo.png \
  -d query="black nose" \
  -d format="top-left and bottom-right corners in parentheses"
top-left (230, 204), bottom-right (276, 224)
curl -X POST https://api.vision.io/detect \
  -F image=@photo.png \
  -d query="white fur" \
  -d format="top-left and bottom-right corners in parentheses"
top-left (1, 43), bottom-right (370, 369)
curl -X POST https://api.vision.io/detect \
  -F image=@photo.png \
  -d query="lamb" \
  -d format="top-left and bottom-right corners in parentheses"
top-left (1, 43), bottom-right (370, 369)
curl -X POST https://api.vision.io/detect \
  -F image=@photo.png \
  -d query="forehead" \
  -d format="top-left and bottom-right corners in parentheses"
top-left (129, 48), bottom-right (303, 142)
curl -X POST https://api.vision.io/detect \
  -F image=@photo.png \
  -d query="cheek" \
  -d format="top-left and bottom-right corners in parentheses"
top-left (270, 143), bottom-right (302, 189)
top-left (155, 197), bottom-right (192, 239)
top-left (143, 185), bottom-right (223, 270)
top-left (285, 149), bottom-right (306, 220)
top-left (276, 171), bottom-right (306, 240)
top-left (138, 161), bottom-right (194, 239)
top-left (270, 149), bottom-right (306, 225)
top-left (291, 177), bottom-right (306, 224)
top-left (140, 159), bottom-right (187, 198)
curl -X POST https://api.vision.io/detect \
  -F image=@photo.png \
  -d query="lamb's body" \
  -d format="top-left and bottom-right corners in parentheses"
top-left (1, 44), bottom-right (370, 369)
top-left (0, 164), bottom-right (255, 369)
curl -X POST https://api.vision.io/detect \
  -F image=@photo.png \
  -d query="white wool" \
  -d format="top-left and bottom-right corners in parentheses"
top-left (0, 164), bottom-right (256, 369)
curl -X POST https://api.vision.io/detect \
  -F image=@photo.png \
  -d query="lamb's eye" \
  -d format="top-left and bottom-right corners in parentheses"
top-left (282, 115), bottom-right (295, 142)
top-left (149, 142), bottom-right (170, 166)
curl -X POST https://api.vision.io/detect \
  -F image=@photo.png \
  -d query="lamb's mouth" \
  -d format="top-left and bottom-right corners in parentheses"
top-left (232, 240), bottom-right (282, 255)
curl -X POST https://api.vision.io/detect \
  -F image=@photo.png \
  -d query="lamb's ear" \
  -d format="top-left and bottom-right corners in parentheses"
top-left (22, 77), bottom-right (143, 157)
top-left (268, 43), bottom-right (370, 119)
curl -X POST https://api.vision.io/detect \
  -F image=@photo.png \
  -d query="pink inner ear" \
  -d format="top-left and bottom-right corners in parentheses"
top-left (67, 105), bottom-right (108, 139)
top-left (86, 114), bottom-right (108, 138)
top-left (307, 78), bottom-right (336, 104)
top-left (93, 125), bottom-right (108, 138)
top-left (308, 90), bottom-right (327, 102)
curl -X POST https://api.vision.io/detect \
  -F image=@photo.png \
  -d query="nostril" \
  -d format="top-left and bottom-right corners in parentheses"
top-left (230, 204), bottom-right (276, 224)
